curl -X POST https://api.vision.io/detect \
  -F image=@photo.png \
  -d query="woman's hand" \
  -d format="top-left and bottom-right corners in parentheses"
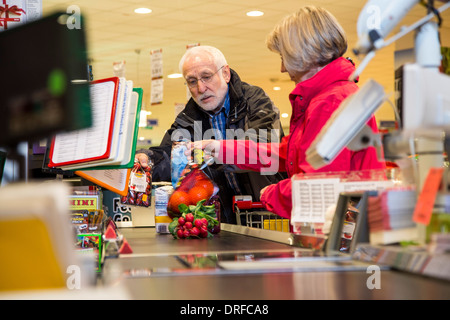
top-left (260, 185), bottom-right (271, 198)
top-left (185, 140), bottom-right (221, 165)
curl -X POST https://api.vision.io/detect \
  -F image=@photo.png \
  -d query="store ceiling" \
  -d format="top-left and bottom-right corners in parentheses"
top-left (42, 0), bottom-right (450, 143)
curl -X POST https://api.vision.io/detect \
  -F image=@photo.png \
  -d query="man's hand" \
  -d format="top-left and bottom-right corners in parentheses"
top-left (135, 153), bottom-right (150, 168)
top-left (185, 140), bottom-right (221, 164)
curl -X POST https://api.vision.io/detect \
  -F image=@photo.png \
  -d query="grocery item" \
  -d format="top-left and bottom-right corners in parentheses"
top-left (167, 162), bottom-right (218, 218)
top-left (121, 160), bottom-right (152, 207)
top-left (339, 206), bottom-right (358, 253)
top-left (168, 200), bottom-right (220, 239)
top-left (70, 209), bottom-right (104, 234)
top-left (119, 239), bottom-right (133, 254)
top-left (75, 233), bottom-right (102, 272)
top-left (104, 223), bottom-right (118, 239)
top-left (205, 195), bottom-right (221, 233)
top-left (154, 185), bottom-right (174, 234)
top-left (171, 140), bottom-right (189, 188)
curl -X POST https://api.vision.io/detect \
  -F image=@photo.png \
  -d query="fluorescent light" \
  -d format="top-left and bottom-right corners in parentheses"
top-left (71, 79), bottom-right (88, 84)
top-left (134, 8), bottom-right (152, 14)
top-left (168, 73), bottom-right (183, 79)
top-left (273, 86), bottom-right (281, 91)
top-left (281, 113), bottom-right (289, 118)
top-left (246, 10), bottom-right (264, 17)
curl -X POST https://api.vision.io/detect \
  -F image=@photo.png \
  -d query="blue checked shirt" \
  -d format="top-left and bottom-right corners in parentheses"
top-left (208, 91), bottom-right (242, 194)
top-left (210, 92), bottom-right (230, 140)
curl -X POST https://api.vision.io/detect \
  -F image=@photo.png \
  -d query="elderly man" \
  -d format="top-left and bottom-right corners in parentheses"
top-left (136, 45), bottom-right (285, 224)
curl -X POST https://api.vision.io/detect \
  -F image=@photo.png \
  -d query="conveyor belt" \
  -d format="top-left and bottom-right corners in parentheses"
top-left (99, 226), bottom-right (450, 299)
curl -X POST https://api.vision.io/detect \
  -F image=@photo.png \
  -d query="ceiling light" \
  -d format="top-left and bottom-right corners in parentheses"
top-left (246, 10), bottom-right (264, 17)
top-left (281, 113), bottom-right (289, 118)
top-left (273, 86), bottom-right (281, 91)
top-left (134, 8), bottom-right (152, 14)
top-left (168, 73), bottom-right (183, 79)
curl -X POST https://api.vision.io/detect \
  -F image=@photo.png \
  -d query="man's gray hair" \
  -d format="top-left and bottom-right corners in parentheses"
top-left (179, 45), bottom-right (228, 72)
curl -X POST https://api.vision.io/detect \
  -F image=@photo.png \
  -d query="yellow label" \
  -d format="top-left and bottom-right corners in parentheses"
top-left (0, 218), bottom-right (66, 292)
top-left (263, 219), bottom-right (290, 233)
top-left (69, 196), bottom-right (98, 210)
top-left (193, 148), bottom-right (204, 165)
top-left (155, 216), bottom-right (173, 223)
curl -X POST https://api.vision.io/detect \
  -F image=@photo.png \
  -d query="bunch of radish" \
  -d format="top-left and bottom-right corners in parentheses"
top-left (168, 200), bottom-right (219, 239)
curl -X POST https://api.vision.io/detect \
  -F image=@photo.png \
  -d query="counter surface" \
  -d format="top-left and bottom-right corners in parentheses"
top-left (100, 227), bottom-right (450, 300)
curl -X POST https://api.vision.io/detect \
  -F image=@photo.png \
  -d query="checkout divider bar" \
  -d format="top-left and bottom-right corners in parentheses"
top-left (221, 223), bottom-right (327, 251)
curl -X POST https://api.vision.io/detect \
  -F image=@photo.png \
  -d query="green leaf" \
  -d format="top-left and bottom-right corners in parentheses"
top-left (204, 208), bottom-right (216, 215)
top-left (168, 218), bottom-right (179, 235)
top-left (191, 200), bottom-right (207, 213)
top-left (178, 204), bottom-right (190, 214)
top-left (194, 207), bottom-right (205, 215)
top-left (194, 211), bottom-right (205, 219)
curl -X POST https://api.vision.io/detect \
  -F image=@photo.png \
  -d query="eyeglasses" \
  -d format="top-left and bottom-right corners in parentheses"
top-left (185, 65), bottom-right (225, 88)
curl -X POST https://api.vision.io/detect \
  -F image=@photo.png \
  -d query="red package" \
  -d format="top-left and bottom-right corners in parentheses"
top-left (122, 160), bottom-right (152, 207)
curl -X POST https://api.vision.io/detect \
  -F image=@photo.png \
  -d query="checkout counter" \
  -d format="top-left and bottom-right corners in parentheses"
top-left (100, 224), bottom-right (450, 300)
top-left (1, 179), bottom-right (447, 300)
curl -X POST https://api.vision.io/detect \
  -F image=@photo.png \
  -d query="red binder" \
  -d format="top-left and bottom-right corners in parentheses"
top-left (48, 77), bottom-right (120, 168)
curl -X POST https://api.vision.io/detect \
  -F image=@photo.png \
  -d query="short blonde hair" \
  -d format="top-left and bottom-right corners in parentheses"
top-left (266, 6), bottom-right (347, 74)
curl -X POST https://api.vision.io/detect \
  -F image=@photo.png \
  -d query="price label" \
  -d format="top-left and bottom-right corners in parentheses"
top-left (413, 167), bottom-right (443, 225)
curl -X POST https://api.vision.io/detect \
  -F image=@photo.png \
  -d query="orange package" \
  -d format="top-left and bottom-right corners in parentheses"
top-left (167, 163), bottom-right (218, 219)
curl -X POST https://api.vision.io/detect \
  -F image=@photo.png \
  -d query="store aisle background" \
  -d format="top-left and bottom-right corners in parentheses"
top-left (43, 0), bottom-right (450, 147)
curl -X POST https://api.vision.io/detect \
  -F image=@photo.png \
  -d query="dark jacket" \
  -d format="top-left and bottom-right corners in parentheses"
top-left (140, 69), bottom-right (286, 223)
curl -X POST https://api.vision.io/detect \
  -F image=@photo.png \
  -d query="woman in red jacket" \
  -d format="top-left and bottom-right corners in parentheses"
top-left (195, 6), bottom-right (385, 219)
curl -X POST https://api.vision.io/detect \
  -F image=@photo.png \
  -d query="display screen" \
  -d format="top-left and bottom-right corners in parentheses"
top-left (0, 11), bottom-right (91, 147)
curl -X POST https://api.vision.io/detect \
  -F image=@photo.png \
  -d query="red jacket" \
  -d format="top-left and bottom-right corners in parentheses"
top-left (219, 57), bottom-right (385, 219)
